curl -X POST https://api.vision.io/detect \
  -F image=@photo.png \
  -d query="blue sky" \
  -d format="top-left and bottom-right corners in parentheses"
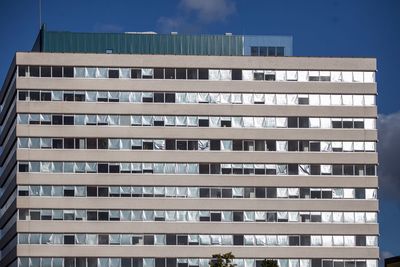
top-left (1, 0), bottom-right (399, 260)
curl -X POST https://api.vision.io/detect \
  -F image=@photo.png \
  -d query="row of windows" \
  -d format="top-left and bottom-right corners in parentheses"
top-left (19, 185), bottom-right (377, 200)
top-left (18, 65), bottom-right (375, 83)
top-left (18, 162), bottom-right (377, 176)
top-left (17, 114), bottom-right (376, 129)
top-left (18, 90), bottom-right (376, 107)
top-left (18, 233), bottom-right (378, 247)
top-left (17, 138), bottom-right (377, 153)
top-left (250, 46), bottom-right (285, 56)
top-left (19, 209), bottom-right (378, 224)
top-left (18, 257), bottom-right (378, 267)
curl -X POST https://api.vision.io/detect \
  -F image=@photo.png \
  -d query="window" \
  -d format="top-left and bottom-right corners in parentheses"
top-left (176, 69), bottom-right (187, 79)
top-left (64, 67), bottom-right (74, 77)
top-left (64, 235), bottom-right (75, 244)
top-left (165, 69), bottom-right (175, 79)
top-left (199, 69), bottom-right (209, 80)
top-left (30, 66), bottom-right (40, 77)
top-left (131, 69), bottom-right (141, 79)
top-left (41, 66), bottom-right (51, 77)
top-left (232, 69), bottom-right (242, 80)
top-left (154, 68), bottom-right (164, 79)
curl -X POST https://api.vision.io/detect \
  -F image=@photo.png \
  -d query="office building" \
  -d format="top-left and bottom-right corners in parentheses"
top-left (0, 27), bottom-right (378, 267)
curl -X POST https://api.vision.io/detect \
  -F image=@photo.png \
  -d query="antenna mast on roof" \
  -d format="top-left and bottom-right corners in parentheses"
top-left (39, 0), bottom-right (42, 29)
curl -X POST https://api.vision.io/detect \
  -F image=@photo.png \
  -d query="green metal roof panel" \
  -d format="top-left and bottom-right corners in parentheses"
top-left (41, 30), bottom-right (244, 56)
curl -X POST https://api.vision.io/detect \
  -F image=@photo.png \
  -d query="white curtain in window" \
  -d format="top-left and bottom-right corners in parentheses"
top-left (265, 94), bottom-right (276, 105)
top-left (198, 140), bottom-right (209, 150)
top-left (85, 162), bottom-right (97, 173)
top-left (321, 212), bottom-right (333, 223)
top-left (320, 118), bottom-right (331, 129)
top-left (209, 93), bottom-right (221, 103)
top-left (353, 72), bottom-right (363, 82)
top-left (266, 235), bottom-right (277, 245)
top-left (74, 67), bottom-right (85, 77)
top-left (322, 236), bottom-right (333, 247)
top-left (119, 92), bottom-right (130, 102)
top-left (119, 68), bottom-right (130, 79)
top-left (221, 140), bottom-right (232, 151)
top-left (220, 93), bottom-right (231, 104)
top-left (187, 211), bottom-right (199, 221)
top-left (320, 141), bottom-right (332, 152)
top-left (299, 164), bottom-right (311, 175)
top-left (187, 164), bottom-right (198, 174)
top-left (245, 260), bottom-right (255, 267)
top-left (276, 94), bottom-right (287, 105)
top-left (277, 235), bottom-right (289, 245)
top-left (154, 187), bottom-right (165, 195)
top-left (254, 117), bottom-right (264, 128)
top-left (344, 235), bottom-right (355, 246)
top-left (254, 94), bottom-right (265, 103)
top-left (18, 138), bottom-right (29, 148)
top-left (320, 95), bottom-right (331, 105)
top-left (276, 141), bottom-right (288, 152)
top-left (363, 72), bottom-right (375, 83)
top-left (255, 211), bottom-right (266, 221)
top-left (287, 94), bottom-right (298, 105)
top-left (264, 117), bottom-right (275, 128)
top-left (244, 211), bottom-right (255, 222)
top-left (355, 212), bottom-right (366, 223)
top-left (276, 118), bottom-right (287, 128)
top-left (40, 162), bottom-right (52, 173)
top-left (366, 189), bottom-right (377, 199)
top-left (330, 95), bottom-right (341, 106)
top-left (209, 117), bottom-right (220, 127)
top-left (232, 187), bottom-right (244, 197)
top-left (85, 67), bottom-right (96, 78)
top-left (197, 93), bottom-right (210, 103)
top-left (289, 260), bottom-right (300, 267)
top-left (165, 163), bottom-right (176, 174)
top-left (51, 91), bottom-right (63, 101)
top-left (165, 187), bottom-right (176, 197)
top-left (309, 118), bottom-right (320, 128)
top-left (164, 116), bottom-right (175, 126)
top-left (221, 211), bottom-right (232, 221)
top-left (176, 164), bottom-right (187, 174)
top-left (109, 139), bottom-right (120, 149)
top-left (298, 71), bottom-right (308, 82)
top-left (286, 71), bottom-right (298, 81)
top-left (332, 188), bottom-right (344, 199)
top-left (128, 92), bottom-right (140, 103)
top-left (199, 235), bottom-right (211, 245)
top-left (364, 119), bottom-right (375, 129)
top-left (96, 68), bottom-right (108, 78)
top-left (242, 70), bottom-right (253, 81)
top-left (187, 116), bottom-right (198, 126)
top-left (288, 212), bottom-right (300, 222)
top-left (277, 211), bottom-right (288, 219)
top-left (366, 236), bottom-right (377, 246)
top-left (332, 212), bottom-right (343, 223)
top-left (175, 93), bottom-right (186, 103)
top-left (244, 235), bottom-right (255, 245)
top-left (344, 189), bottom-right (355, 198)
top-left (276, 71), bottom-right (286, 81)
top-left (142, 68), bottom-right (153, 77)
top-left (209, 70), bottom-right (221, 81)
top-left (176, 116), bottom-right (187, 126)
top-left (333, 236), bottom-right (344, 246)
top-left (320, 165), bottom-right (332, 174)
top-left (187, 187), bottom-right (199, 198)
top-left (330, 71), bottom-right (342, 82)
top-left (186, 93), bottom-right (196, 103)
top-left (232, 117), bottom-right (243, 128)
top-left (242, 94), bottom-right (253, 104)
top-left (276, 164), bottom-right (287, 175)
top-left (142, 116), bottom-right (153, 126)
top-left (154, 140), bottom-right (165, 150)
top-left (308, 95), bottom-right (320, 105)
top-left (231, 93), bottom-right (242, 104)
top-left (344, 212), bottom-right (355, 223)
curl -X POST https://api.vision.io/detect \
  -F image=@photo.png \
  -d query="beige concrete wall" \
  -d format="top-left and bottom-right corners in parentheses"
top-left (17, 245), bottom-right (379, 259)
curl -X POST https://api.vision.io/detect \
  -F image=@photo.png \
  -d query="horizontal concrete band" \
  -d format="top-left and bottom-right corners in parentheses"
top-left (16, 173), bottom-right (379, 188)
top-left (16, 198), bottom-right (378, 212)
top-left (16, 125), bottom-right (378, 141)
top-left (17, 221), bottom-right (379, 235)
top-left (16, 52), bottom-right (377, 70)
top-left (17, 78), bottom-right (377, 94)
top-left (16, 149), bottom-right (378, 164)
top-left (16, 245), bottom-right (379, 258)
top-left (16, 102), bottom-right (377, 118)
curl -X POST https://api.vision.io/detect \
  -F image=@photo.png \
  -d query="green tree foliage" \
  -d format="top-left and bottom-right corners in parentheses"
top-left (261, 259), bottom-right (279, 267)
top-left (209, 252), bottom-right (236, 267)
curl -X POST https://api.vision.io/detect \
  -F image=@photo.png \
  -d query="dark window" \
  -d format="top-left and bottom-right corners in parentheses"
top-left (311, 190), bottom-right (321, 199)
top-left (210, 140), bottom-right (221, 151)
top-left (301, 235), bottom-right (311, 246)
top-left (98, 235), bottom-right (109, 244)
top-left (98, 187), bottom-right (109, 197)
top-left (64, 189), bottom-right (74, 197)
top-left (199, 164), bottom-right (210, 174)
top-left (288, 164), bottom-right (298, 175)
top-left (332, 165), bottom-right (343, 175)
top-left (322, 190), bottom-right (333, 199)
top-left (289, 236), bottom-right (300, 246)
top-left (109, 165), bottom-right (120, 173)
top-left (18, 65), bottom-right (28, 77)
top-left (251, 47), bottom-right (259, 56)
top-left (108, 69), bottom-right (119, 78)
top-left (98, 164), bottom-right (109, 173)
top-left (156, 259), bottom-right (166, 267)
top-left (166, 139), bottom-right (176, 150)
top-left (41, 66), bottom-right (51, 77)
top-left (41, 91), bottom-right (51, 101)
top-left (210, 164), bottom-right (220, 174)
top-left (267, 212), bottom-right (277, 222)
top-left (63, 116), bottom-right (74, 125)
top-left (210, 188), bottom-right (222, 198)
top-left (165, 69), bottom-right (175, 79)
top-left (255, 140), bottom-right (265, 151)
top-left (299, 140), bottom-right (309, 151)
top-left (167, 259), bottom-right (177, 267)
top-left (121, 258), bottom-right (132, 267)
top-left (266, 140), bottom-right (276, 151)
top-left (311, 214), bottom-right (321, 222)
top-left (268, 47), bottom-right (276, 56)
top-left (98, 138), bottom-right (108, 149)
top-left (299, 117), bottom-right (309, 128)
top-left (131, 69), bottom-right (141, 79)
top-left (153, 93), bottom-right (164, 103)
top-left (165, 93), bottom-right (175, 103)
top-left (355, 165), bottom-right (365, 176)
top-left (52, 66), bottom-right (62, 77)
top-left (154, 68), bottom-right (164, 79)
top-left (177, 235), bottom-right (188, 245)
top-left (300, 188), bottom-right (310, 198)
top-left (288, 117), bottom-right (298, 128)
top-left (30, 66), bottom-right (40, 77)
top-left (87, 138), bottom-right (97, 149)
top-left (63, 67), bottom-right (74, 77)
top-left (288, 140), bottom-right (298, 151)
top-left (64, 138), bottom-right (74, 149)
top-left (312, 260), bottom-right (322, 267)
top-left (332, 120), bottom-right (342, 128)
top-left (310, 165), bottom-right (321, 175)
top-left (354, 121), bottom-right (364, 129)
top-left (259, 46), bottom-right (268, 56)
top-left (343, 120), bottom-right (353, 128)
top-left (98, 211), bottom-right (109, 221)
top-left (265, 74), bottom-right (275, 81)
top-left (344, 165), bottom-right (354, 175)
top-left (265, 166), bottom-right (276, 175)
top-left (366, 165), bottom-right (375, 176)
top-left (176, 140), bottom-right (187, 150)
top-left (255, 187), bottom-right (265, 198)
top-left (64, 235), bottom-right (75, 244)
top-left (188, 140), bottom-right (197, 150)
top-left (63, 92), bottom-right (74, 101)
top-left (87, 211), bottom-right (97, 220)
top-left (233, 235), bottom-right (244, 245)
top-left (232, 140), bottom-right (243, 151)
top-left (355, 236), bottom-right (366, 246)
top-left (232, 69), bottom-right (242, 80)
top-left (233, 211), bottom-right (243, 221)
top-left (323, 261), bottom-right (334, 267)
top-left (75, 92), bottom-right (85, 101)
top-left (222, 188), bottom-right (232, 198)
top-left (30, 91), bottom-right (40, 101)
top-left (276, 47), bottom-right (285, 56)
top-left (221, 119), bottom-right (231, 127)
top-left (166, 234), bottom-right (176, 245)
top-left (198, 118), bottom-right (209, 127)
top-left (87, 187), bottom-right (97, 197)
top-left (176, 69), bottom-right (187, 79)
top-left (19, 91), bottom-right (29, 100)
top-left (298, 96), bottom-right (309, 105)
top-left (187, 69), bottom-right (198, 79)
top-left (198, 69), bottom-right (209, 80)
top-left (52, 115), bottom-right (63, 125)
top-left (310, 142), bottom-right (320, 151)
top-left (355, 189), bottom-right (366, 199)
top-left (200, 188), bottom-right (210, 198)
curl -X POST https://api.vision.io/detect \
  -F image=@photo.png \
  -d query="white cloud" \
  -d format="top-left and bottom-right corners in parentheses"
top-left (179, 0), bottom-right (236, 23)
top-left (377, 111), bottom-right (400, 200)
